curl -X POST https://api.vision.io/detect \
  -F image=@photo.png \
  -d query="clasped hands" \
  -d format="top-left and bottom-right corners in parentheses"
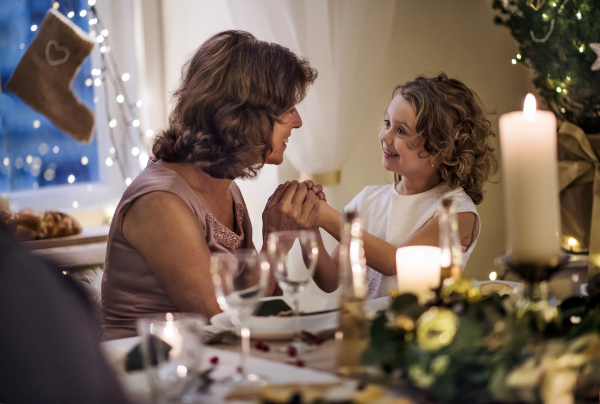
top-left (262, 180), bottom-right (327, 239)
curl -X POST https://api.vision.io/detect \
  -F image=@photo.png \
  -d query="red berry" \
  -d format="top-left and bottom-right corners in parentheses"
top-left (356, 382), bottom-right (366, 391)
top-left (209, 356), bottom-right (219, 365)
top-left (255, 340), bottom-right (264, 350)
top-left (236, 366), bottom-right (243, 374)
top-left (287, 345), bottom-right (297, 357)
top-left (314, 336), bottom-right (323, 346)
top-left (295, 359), bottom-right (305, 367)
top-left (261, 345), bottom-right (270, 352)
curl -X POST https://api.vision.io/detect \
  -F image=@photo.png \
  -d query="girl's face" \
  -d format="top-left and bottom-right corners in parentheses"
top-left (265, 107), bottom-right (303, 165)
top-left (379, 95), bottom-right (437, 178)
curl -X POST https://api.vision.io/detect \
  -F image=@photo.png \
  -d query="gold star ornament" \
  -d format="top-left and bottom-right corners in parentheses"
top-left (591, 43), bottom-right (600, 71)
top-left (526, 0), bottom-right (545, 11)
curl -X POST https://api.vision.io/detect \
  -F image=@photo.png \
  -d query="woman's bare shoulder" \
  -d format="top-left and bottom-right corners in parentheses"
top-left (131, 190), bottom-right (190, 212)
top-left (123, 191), bottom-right (203, 246)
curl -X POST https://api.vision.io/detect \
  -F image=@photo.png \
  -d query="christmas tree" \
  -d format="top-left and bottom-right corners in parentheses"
top-left (493, 0), bottom-right (600, 134)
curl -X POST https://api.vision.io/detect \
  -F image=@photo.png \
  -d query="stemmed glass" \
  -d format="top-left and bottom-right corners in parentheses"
top-left (267, 230), bottom-right (319, 353)
top-left (210, 249), bottom-right (270, 384)
top-left (137, 313), bottom-right (206, 404)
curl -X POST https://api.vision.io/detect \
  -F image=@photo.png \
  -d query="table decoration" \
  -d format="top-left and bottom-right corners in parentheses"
top-left (496, 254), bottom-right (573, 331)
top-left (225, 382), bottom-right (413, 404)
top-left (493, 0), bottom-right (600, 276)
top-left (362, 273), bottom-right (600, 404)
top-left (439, 196), bottom-right (462, 282)
top-left (337, 212), bottom-right (370, 376)
top-left (498, 93), bottom-right (561, 265)
top-left (556, 121), bottom-right (600, 276)
top-left (395, 246), bottom-right (442, 304)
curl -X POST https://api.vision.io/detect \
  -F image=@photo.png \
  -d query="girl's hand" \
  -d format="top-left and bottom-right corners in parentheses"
top-left (262, 181), bottom-right (320, 238)
top-left (302, 180), bottom-right (327, 203)
top-left (316, 200), bottom-right (339, 229)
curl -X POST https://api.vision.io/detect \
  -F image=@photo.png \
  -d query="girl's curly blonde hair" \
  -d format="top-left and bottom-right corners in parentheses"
top-left (393, 73), bottom-right (498, 205)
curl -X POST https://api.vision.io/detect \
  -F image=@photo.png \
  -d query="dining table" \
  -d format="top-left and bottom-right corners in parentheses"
top-left (100, 297), bottom-right (402, 404)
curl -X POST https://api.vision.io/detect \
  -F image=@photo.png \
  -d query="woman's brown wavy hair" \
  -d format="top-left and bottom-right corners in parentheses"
top-left (152, 30), bottom-right (317, 179)
top-left (393, 73), bottom-right (498, 205)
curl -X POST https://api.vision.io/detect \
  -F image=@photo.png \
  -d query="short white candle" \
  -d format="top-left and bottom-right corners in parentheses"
top-left (158, 313), bottom-right (183, 358)
top-left (498, 94), bottom-right (561, 263)
top-left (396, 246), bottom-right (441, 303)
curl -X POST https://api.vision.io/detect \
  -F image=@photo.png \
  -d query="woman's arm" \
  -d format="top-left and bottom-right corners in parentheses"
top-left (122, 191), bottom-right (222, 318)
top-left (316, 201), bottom-right (477, 279)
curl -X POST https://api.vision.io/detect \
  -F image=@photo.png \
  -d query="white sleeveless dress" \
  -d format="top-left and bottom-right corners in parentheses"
top-left (344, 182), bottom-right (479, 299)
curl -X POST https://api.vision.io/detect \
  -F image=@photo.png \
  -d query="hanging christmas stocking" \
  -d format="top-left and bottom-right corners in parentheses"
top-left (7, 9), bottom-right (95, 142)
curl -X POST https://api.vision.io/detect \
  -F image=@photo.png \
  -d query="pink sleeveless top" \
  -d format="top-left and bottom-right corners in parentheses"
top-left (100, 161), bottom-right (253, 341)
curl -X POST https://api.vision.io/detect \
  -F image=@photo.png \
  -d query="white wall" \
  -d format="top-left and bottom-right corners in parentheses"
top-left (341, 0), bottom-right (536, 280)
top-left (151, 0), bottom-right (536, 281)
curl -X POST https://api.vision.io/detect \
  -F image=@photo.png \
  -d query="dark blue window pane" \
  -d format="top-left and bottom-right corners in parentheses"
top-left (0, 0), bottom-right (99, 192)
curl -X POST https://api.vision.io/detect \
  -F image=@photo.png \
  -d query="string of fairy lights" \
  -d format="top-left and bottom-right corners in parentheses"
top-left (506, 0), bottom-right (598, 116)
top-left (87, 1), bottom-right (150, 185)
top-left (50, 0), bottom-right (152, 190)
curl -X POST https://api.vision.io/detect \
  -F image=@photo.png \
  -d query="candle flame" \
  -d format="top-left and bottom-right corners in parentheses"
top-left (523, 93), bottom-right (537, 122)
top-left (241, 327), bottom-right (251, 338)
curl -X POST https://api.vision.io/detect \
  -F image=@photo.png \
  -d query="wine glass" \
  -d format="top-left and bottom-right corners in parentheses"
top-left (267, 230), bottom-right (319, 353)
top-left (210, 249), bottom-right (270, 384)
top-left (137, 312), bottom-right (206, 404)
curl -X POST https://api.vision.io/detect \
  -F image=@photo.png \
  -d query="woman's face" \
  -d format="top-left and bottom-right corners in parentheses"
top-left (265, 107), bottom-right (303, 165)
top-left (379, 95), bottom-right (436, 178)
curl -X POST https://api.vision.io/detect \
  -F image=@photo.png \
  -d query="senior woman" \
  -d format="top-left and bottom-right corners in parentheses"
top-left (100, 31), bottom-right (321, 341)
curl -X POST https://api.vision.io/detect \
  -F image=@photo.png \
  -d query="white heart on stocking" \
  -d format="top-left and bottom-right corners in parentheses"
top-left (45, 40), bottom-right (70, 66)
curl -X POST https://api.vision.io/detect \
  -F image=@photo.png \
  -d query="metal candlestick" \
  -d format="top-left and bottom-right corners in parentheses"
top-left (495, 254), bottom-right (570, 329)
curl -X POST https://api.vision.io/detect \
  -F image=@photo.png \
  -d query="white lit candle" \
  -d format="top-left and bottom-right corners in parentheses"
top-left (161, 313), bottom-right (182, 357)
top-left (396, 246), bottom-right (441, 303)
top-left (498, 94), bottom-right (560, 263)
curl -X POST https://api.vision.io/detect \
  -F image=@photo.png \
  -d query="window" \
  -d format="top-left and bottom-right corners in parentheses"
top-left (0, 0), bottom-right (99, 193)
top-left (0, 0), bottom-right (141, 212)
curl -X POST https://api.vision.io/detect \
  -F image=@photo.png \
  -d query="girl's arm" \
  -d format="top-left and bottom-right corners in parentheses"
top-left (316, 203), bottom-right (398, 279)
top-left (404, 212), bottom-right (477, 250)
top-left (313, 201), bottom-right (477, 290)
top-left (311, 231), bottom-right (341, 293)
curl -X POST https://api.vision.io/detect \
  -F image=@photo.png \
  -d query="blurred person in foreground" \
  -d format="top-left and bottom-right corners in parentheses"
top-left (0, 222), bottom-right (130, 404)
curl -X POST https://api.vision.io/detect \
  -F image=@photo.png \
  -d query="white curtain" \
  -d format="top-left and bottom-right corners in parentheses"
top-left (225, 0), bottom-right (396, 201)
top-left (225, 0), bottom-right (396, 298)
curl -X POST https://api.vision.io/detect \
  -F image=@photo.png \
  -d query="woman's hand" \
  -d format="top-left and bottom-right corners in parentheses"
top-left (262, 181), bottom-right (320, 238)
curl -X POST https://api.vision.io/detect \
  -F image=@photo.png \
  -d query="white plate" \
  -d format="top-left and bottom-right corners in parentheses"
top-left (364, 297), bottom-right (390, 318)
top-left (210, 296), bottom-right (339, 340)
top-left (472, 280), bottom-right (521, 291)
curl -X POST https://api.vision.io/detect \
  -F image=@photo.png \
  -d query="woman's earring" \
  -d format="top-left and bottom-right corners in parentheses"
top-left (431, 163), bottom-right (435, 167)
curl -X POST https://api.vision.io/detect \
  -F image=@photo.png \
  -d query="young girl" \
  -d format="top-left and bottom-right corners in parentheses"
top-left (311, 73), bottom-right (498, 299)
